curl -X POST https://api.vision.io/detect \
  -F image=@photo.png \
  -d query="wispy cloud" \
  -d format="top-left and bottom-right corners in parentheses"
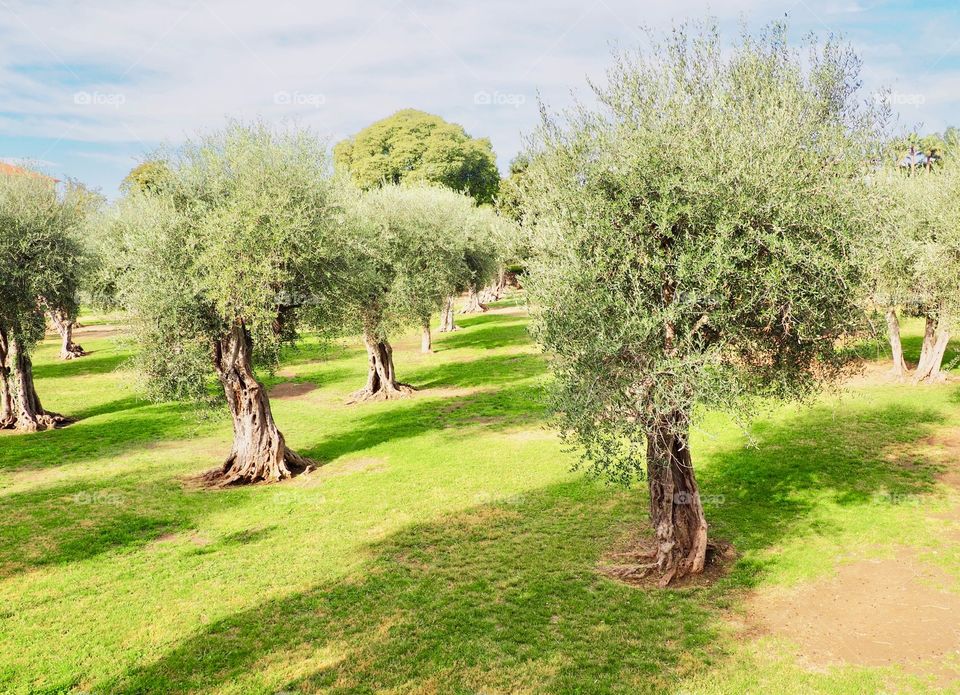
top-left (0, 0), bottom-right (957, 196)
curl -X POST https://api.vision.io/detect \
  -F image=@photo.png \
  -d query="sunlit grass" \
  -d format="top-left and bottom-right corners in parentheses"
top-left (0, 297), bottom-right (958, 694)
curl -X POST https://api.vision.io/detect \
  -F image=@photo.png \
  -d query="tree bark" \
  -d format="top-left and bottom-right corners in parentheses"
top-left (207, 322), bottom-right (315, 485)
top-left (48, 308), bottom-right (85, 360)
top-left (349, 309), bottom-right (414, 402)
top-left (439, 296), bottom-right (458, 333)
top-left (886, 307), bottom-right (908, 378)
top-left (421, 320), bottom-right (432, 353)
top-left (645, 413), bottom-right (709, 586)
top-left (478, 270), bottom-right (507, 304)
top-left (914, 320), bottom-right (950, 384)
top-left (0, 327), bottom-right (15, 428)
top-left (915, 315), bottom-right (937, 377)
top-left (8, 334), bottom-right (67, 432)
top-left (459, 286), bottom-right (488, 314)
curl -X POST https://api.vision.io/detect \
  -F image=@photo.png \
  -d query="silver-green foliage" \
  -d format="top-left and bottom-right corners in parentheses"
top-left (112, 122), bottom-right (347, 402)
top-left (0, 173), bottom-right (94, 347)
top-left (338, 183), bottom-right (506, 337)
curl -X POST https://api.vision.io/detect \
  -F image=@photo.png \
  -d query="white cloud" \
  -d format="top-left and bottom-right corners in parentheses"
top-left (0, 0), bottom-right (957, 193)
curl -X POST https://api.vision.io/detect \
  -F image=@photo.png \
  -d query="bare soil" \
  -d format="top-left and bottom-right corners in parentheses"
top-left (748, 548), bottom-right (960, 685)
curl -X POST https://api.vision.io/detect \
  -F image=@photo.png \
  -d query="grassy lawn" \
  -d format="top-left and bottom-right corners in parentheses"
top-left (1, 300), bottom-right (959, 694)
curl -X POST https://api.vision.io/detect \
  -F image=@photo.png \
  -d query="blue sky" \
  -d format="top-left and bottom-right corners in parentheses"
top-left (1, 0), bottom-right (958, 197)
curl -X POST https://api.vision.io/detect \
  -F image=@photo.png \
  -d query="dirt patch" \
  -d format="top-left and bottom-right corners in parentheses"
top-left (748, 548), bottom-right (960, 685)
top-left (269, 381), bottom-right (317, 399)
top-left (73, 324), bottom-right (124, 339)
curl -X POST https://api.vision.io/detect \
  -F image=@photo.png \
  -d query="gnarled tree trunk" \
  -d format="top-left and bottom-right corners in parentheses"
top-left (349, 308), bottom-right (414, 402)
top-left (459, 286), bottom-right (488, 314)
top-left (421, 320), bottom-right (432, 353)
top-left (886, 307), bottom-right (908, 378)
top-left (8, 333), bottom-right (67, 432)
top-left (915, 315), bottom-right (937, 377)
top-left (479, 267), bottom-right (509, 304)
top-left (914, 316), bottom-right (950, 384)
top-left (645, 413), bottom-right (708, 586)
top-left (0, 327), bottom-right (15, 428)
top-left (48, 308), bottom-right (85, 360)
top-left (207, 322), bottom-right (314, 485)
top-left (439, 296), bottom-right (458, 333)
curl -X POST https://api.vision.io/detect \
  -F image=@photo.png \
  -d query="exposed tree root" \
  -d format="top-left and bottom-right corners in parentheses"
top-left (346, 383), bottom-right (416, 404)
top-left (600, 539), bottom-right (735, 588)
top-left (194, 447), bottom-right (317, 488)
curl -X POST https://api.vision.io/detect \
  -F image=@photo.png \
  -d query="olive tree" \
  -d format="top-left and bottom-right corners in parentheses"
top-left (859, 171), bottom-right (916, 378)
top-left (455, 205), bottom-right (504, 315)
top-left (521, 25), bottom-right (878, 584)
top-left (897, 164), bottom-right (960, 383)
top-left (114, 122), bottom-right (348, 485)
top-left (0, 172), bottom-right (93, 431)
top-left (339, 183), bottom-right (482, 398)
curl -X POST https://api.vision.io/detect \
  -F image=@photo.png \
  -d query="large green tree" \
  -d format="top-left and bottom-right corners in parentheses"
top-left (520, 24), bottom-right (879, 584)
top-left (334, 109), bottom-right (500, 204)
top-left (0, 172), bottom-right (93, 431)
top-left (113, 122), bottom-right (350, 484)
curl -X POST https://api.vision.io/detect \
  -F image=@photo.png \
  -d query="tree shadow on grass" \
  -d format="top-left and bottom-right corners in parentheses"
top-left (409, 352), bottom-right (546, 389)
top-left (109, 400), bottom-right (949, 694)
top-left (300, 380), bottom-right (547, 463)
top-left (30, 350), bottom-right (129, 380)
top-left (699, 400), bottom-right (946, 583)
top-left (0, 470), bottom-right (242, 579)
top-left (434, 319), bottom-right (531, 353)
top-left (0, 401), bottom-right (224, 472)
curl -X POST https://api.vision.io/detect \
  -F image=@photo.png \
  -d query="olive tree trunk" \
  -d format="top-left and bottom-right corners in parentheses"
top-left (421, 320), bottom-right (432, 353)
top-left (645, 412), bottom-right (709, 586)
top-left (439, 296), bottom-right (458, 333)
top-left (478, 270), bottom-right (507, 304)
top-left (48, 308), bottom-right (85, 360)
top-left (915, 315), bottom-right (937, 376)
top-left (8, 334), bottom-right (67, 432)
top-left (914, 318), bottom-right (951, 384)
top-left (208, 322), bottom-right (315, 485)
top-left (459, 286), bottom-right (488, 314)
top-left (349, 308), bottom-right (414, 402)
top-left (0, 327), bottom-right (15, 428)
top-left (886, 307), bottom-right (908, 378)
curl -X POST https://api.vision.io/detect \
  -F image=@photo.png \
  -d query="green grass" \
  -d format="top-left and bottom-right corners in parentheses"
top-left (1, 299), bottom-right (959, 693)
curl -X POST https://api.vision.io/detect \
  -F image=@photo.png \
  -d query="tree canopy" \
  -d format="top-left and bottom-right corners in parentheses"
top-left (520, 23), bottom-right (880, 583)
top-left (333, 109), bottom-right (500, 204)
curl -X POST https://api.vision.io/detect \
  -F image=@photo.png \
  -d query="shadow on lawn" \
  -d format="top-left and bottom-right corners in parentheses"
top-left (0, 401), bottom-right (223, 472)
top-left (30, 350), bottom-right (129, 380)
top-left (110, 399), bottom-right (948, 694)
top-left (0, 470), bottom-right (242, 579)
